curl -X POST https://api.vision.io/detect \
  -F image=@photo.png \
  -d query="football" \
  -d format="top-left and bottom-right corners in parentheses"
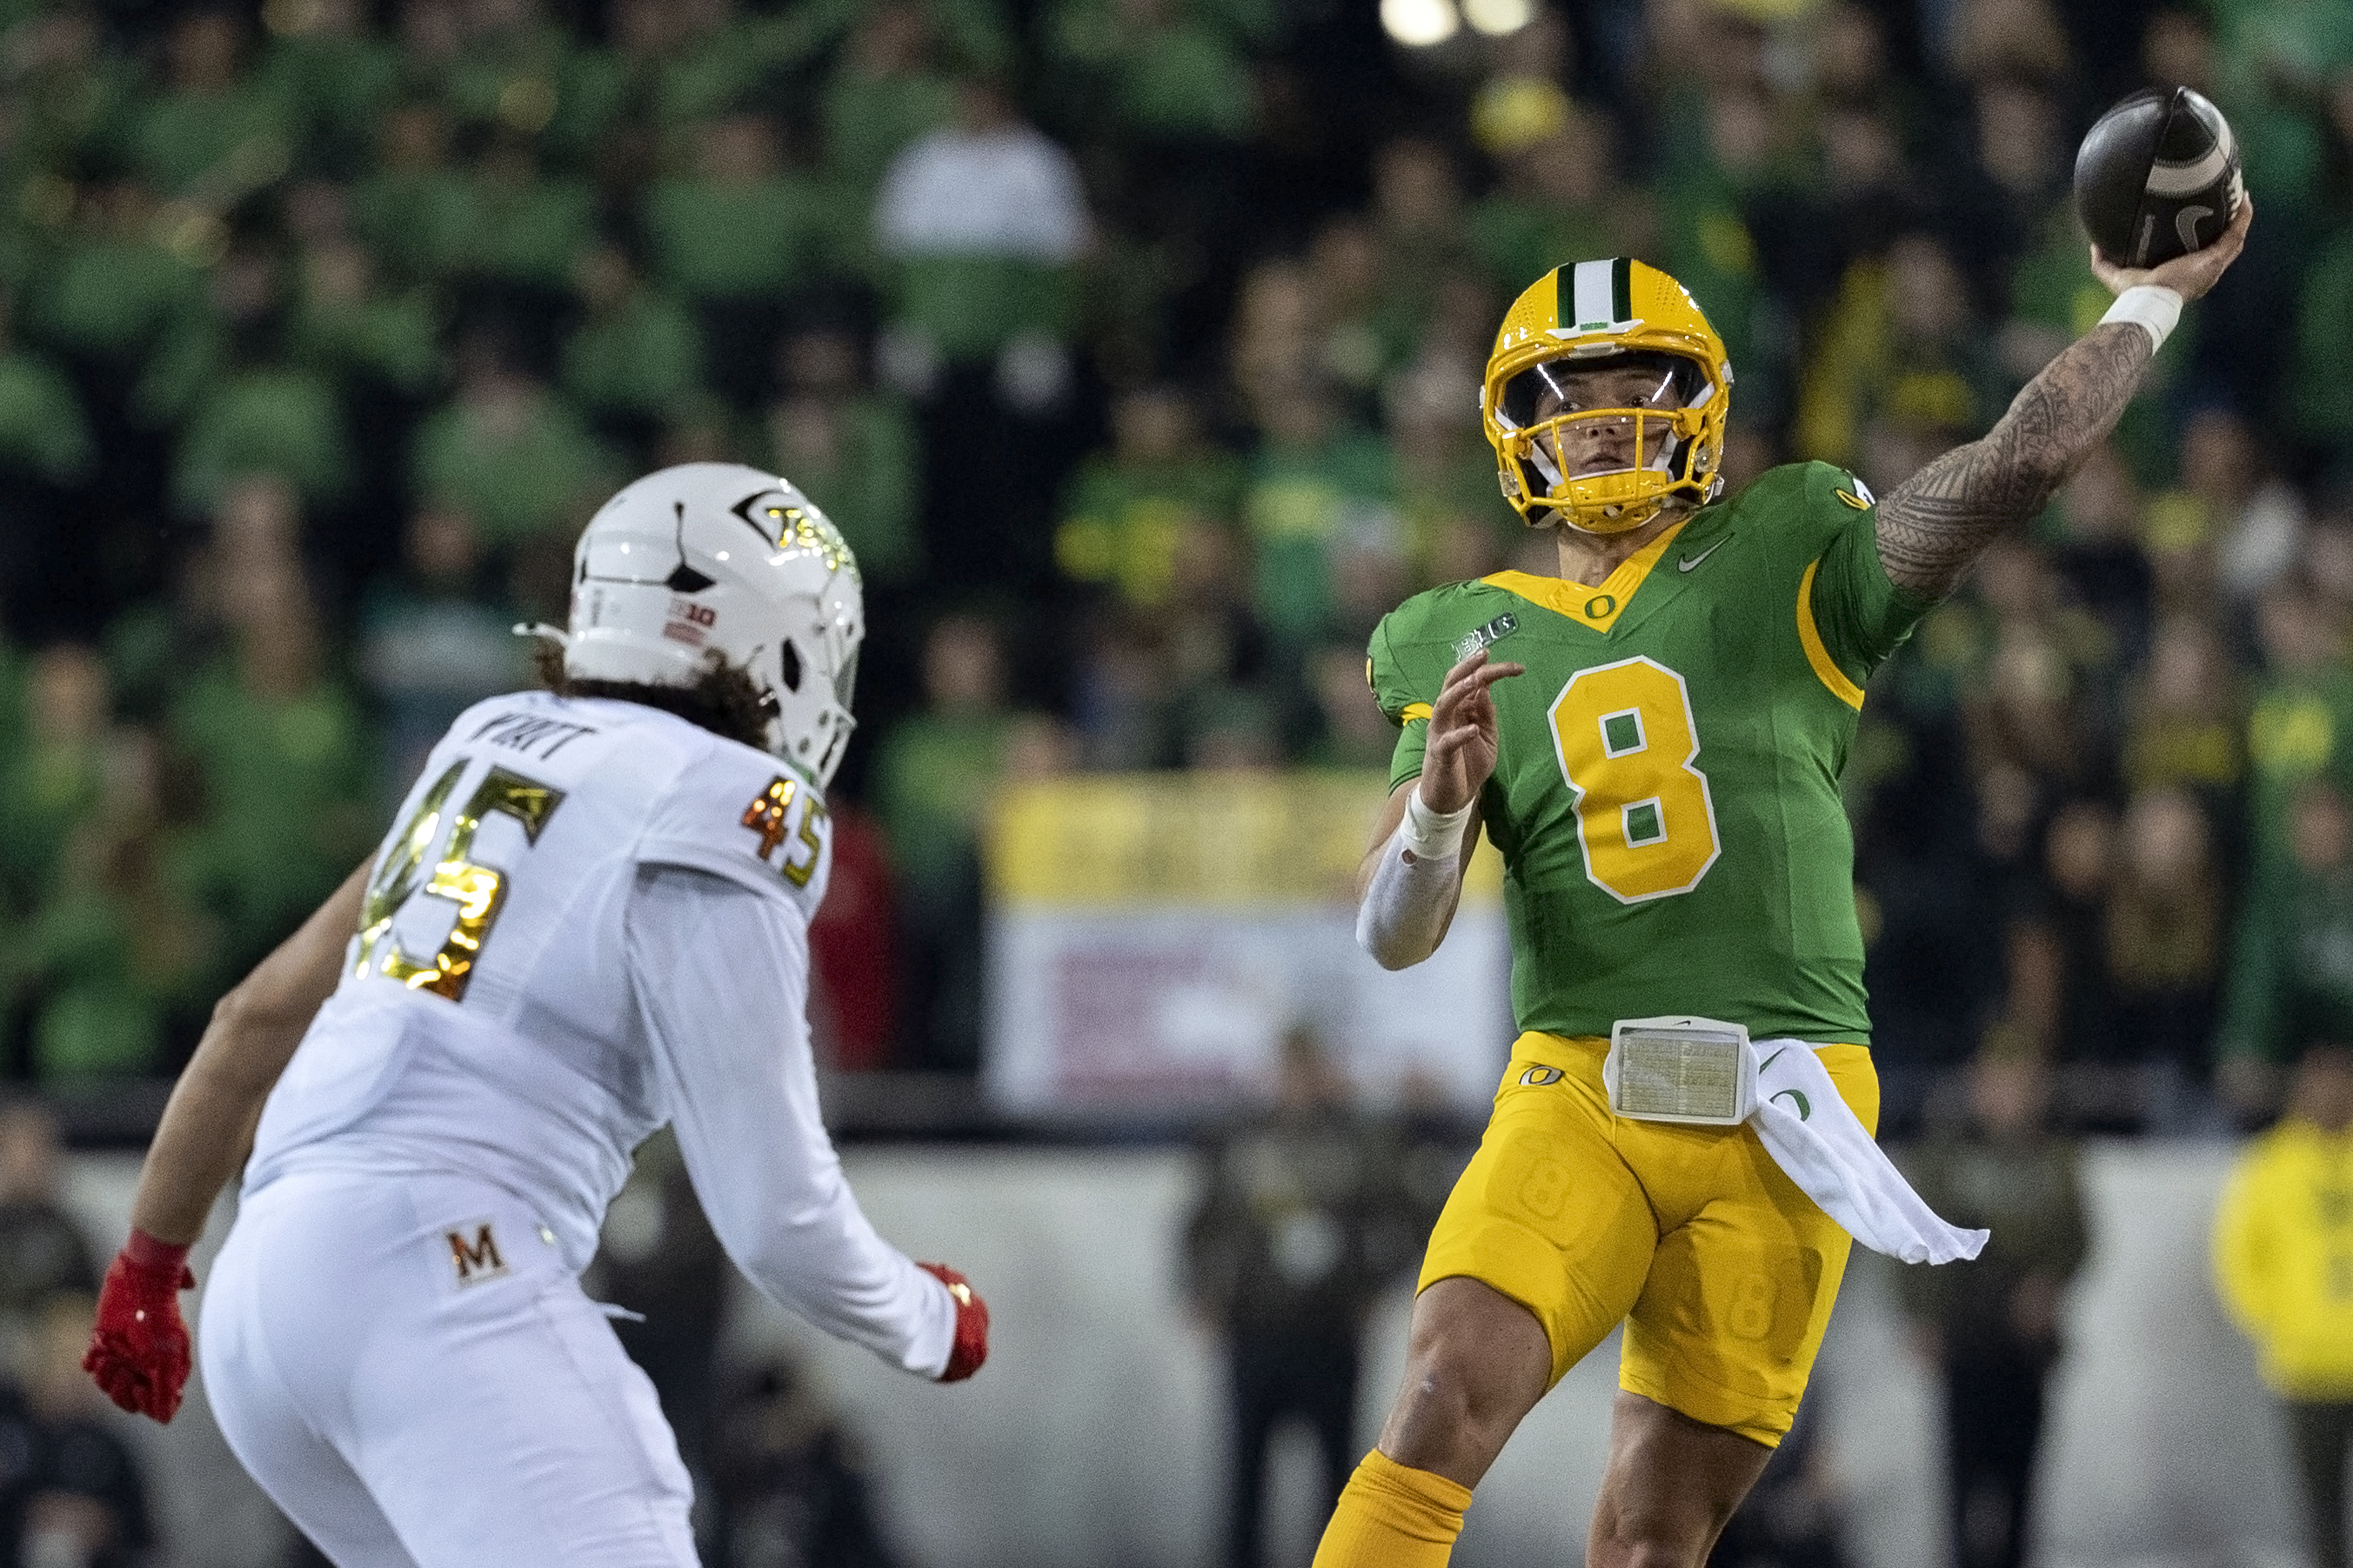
top-left (2073, 86), bottom-right (2244, 269)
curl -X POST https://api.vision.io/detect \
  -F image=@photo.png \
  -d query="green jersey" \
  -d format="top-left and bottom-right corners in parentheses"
top-left (1369, 462), bottom-right (1930, 1044)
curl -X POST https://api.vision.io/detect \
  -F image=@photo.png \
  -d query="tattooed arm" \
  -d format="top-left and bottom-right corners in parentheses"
top-left (1875, 197), bottom-right (2255, 598)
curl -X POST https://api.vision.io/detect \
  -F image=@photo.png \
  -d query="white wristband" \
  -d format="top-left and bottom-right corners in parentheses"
top-left (1400, 786), bottom-right (1471, 861)
top-left (2100, 284), bottom-right (2183, 353)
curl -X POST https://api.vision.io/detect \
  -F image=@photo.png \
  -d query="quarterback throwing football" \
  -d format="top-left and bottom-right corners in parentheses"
top-left (1320, 210), bottom-right (2249, 1566)
top-left (83, 464), bottom-right (988, 1566)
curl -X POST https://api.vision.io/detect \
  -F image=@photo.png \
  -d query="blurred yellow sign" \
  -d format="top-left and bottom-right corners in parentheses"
top-left (986, 772), bottom-right (1504, 907)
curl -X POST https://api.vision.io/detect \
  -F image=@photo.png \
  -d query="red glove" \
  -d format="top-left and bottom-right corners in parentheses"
top-left (84, 1230), bottom-right (197, 1423)
top-left (918, 1262), bottom-right (989, 1382)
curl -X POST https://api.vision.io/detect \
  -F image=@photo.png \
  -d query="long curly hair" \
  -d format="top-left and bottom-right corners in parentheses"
top-left (531, 641), bottom-right (773, 752)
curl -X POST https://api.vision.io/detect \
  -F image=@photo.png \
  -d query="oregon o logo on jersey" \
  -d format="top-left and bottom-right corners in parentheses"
top-left (1547, 656), bottom-right (1722, 904)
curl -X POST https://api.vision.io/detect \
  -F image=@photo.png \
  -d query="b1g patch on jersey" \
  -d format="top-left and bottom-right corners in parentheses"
top-left (741, 775), bottom-right (827, 889)
top-left (447, 1221), bottom-right (508, 1286)
top-left (1454, 611), bottom-right (1520, 664)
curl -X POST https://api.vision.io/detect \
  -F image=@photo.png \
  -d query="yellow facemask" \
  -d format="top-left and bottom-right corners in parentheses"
top-left (1482, 258), bottom-right (1734, 536)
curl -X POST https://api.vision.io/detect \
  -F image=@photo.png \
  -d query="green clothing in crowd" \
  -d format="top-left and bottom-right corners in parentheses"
top-left (123, 79), bottom-right (293, 199)
top-left (259, 27), bottom-right (402, 170)
top-left (890, 257), bottom-right (1075, 364)
top-left (1055, 447), bottom-right (1247, 608)
top-left (23, 226), bottom-right (204, 364)
top-left (170, 364), bottom-right (355, 517)
top-left (351, 167), bottom-right (477, 286)
top-left (1394, 437), bottom-right (1508, 580)
top-left (459, 168), bottom-right (598, 292)
top-left (1047, 0), bottom-right (1260, 143)
top-left (874, 710), bottom-right (1014, 896)
top-left (287, 277), bottom-right (443, 397)
top-left (821, 68), bottom-right (957, 203)
top-left (561, 290), bottom-right (705, 423)
top-left (0, 349), bottom-right (95, 484)
top-left (9, 46), bottom-right (136, 174)
top-left (1107, 22), bottom-right (1256, 141)
top-left (170, 660), bottom-right (376, 971)
top-left (410, 387), bottom-right (615, 544)
top-left (1243, 429), bottom-right (1397, 648)
top-left (2247, 667), bottom-right (2353, 874)
top-left (1654, 177), bottom-right (1770, 412)
top-left (2209, 0), bottom-right (2353, 219)
top-left (0, 644), bottom-right (22, 761)
top-left (437, 22), bottom-right (612, 163)
top-left (0, 661), bottom-right (217, 1084)
top-left (0, 737), bottom-right (100, 913)
top-left (2216, 854), bottom-right (2353, 1064)
top-left (2291, 225), bottom-right (2353, 449)
top-left (642, 174), bottom-right (843, 303)
top-left (752, 394), bottom-right (924, 589)
top-left (18, 862), bottom-right (215, 1084)
top-left (131, 310), bottom-right (224, 429)
top-left (1467, 194), bottom-right (1611, 311)
top-left (584, 19), bottom-right (787, 135)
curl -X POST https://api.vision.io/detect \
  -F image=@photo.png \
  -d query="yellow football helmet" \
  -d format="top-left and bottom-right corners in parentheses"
top-left (1481, 257), bottom-right (1733, 535)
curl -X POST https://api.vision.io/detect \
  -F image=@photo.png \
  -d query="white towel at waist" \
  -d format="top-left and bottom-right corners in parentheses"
top-left (1749, 1039), bottom-right (1988, 1265)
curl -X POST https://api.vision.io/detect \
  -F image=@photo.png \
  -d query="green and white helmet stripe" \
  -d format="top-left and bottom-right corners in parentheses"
top-left (1562, 257), bottom-right (1636, 334)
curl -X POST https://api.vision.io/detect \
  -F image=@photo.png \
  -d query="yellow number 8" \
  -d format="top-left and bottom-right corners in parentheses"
top-left (1549, 656), bottom-right (1721, 903)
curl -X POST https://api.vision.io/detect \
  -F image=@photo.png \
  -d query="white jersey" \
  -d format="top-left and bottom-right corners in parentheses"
top-left (247, 691), bottom-right (952, 1378)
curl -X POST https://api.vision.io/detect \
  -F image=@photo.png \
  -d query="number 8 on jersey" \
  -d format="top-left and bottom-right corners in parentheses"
top-left (1549, 656), bottom-right (1721, 904)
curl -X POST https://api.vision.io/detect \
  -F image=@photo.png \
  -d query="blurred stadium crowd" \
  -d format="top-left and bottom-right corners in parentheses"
top-left (0, 0), bottom-right (2350, 1132)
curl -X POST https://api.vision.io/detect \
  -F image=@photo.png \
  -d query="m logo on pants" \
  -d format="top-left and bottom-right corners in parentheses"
top-left (448, 1223), bottom-right (507, 1286)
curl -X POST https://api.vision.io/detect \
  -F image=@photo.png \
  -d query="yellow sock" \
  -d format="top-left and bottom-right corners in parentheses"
top-left (1310, 1449), bottom-right (1473, 1567)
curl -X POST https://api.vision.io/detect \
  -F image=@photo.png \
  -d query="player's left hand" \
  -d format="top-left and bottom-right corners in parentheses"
top-left (919, 1261), bottom-right (989, 1382)
top-left (84, 1231), bottom-right (197, 1424)
top-left (2090, 190), bottom-right (2253, 303)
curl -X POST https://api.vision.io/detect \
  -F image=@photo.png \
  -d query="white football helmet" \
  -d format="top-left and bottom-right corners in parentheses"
top-left (532, 463), bottom-right (865, 787)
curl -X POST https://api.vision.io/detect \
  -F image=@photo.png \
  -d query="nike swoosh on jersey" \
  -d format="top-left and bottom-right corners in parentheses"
top-left (1677, 540), bottom-right (1726, 572)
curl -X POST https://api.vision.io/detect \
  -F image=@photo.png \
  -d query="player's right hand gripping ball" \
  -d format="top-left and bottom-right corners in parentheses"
top-left (2074, 85), bottom-right (2243, 269)
top-left (918, 1262), bottom-right (989, 1382)
top-left (84, 1231), bottom-right (197, 1423)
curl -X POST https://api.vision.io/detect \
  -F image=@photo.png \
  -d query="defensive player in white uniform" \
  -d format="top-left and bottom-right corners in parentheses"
top-left (81, 464), bottom-right (990, 1566)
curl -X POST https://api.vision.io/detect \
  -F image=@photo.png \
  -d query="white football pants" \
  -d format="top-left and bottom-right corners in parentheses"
top-left (200, 1166), bottom-right (698, 1567)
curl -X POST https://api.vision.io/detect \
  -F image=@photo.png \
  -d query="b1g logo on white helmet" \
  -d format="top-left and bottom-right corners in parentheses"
top-left (551, 463), bottom-right (866, 786)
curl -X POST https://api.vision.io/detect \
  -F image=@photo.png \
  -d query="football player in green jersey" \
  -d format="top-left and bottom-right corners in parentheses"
top-left (1312, 205), bottom-right (2252, 1568)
